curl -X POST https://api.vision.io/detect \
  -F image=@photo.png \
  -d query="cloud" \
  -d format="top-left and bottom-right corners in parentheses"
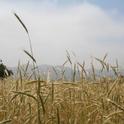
top-left (0, 2), bottom-right (124, 67)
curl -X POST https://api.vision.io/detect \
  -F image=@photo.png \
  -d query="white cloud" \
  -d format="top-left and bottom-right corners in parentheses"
top-left (0, 2), bottom-right (124, 67)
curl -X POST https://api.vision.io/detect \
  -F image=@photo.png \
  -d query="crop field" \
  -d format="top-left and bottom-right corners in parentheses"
top-left (0, 72), bottom-right (124, 124)
top-left (0, 13), bottom-right (124, 124)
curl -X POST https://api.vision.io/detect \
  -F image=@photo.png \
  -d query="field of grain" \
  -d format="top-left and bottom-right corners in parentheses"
top-left (0, 74), bottom-right (124, 124)
top-left (0, 13), bottom-right (124, 124)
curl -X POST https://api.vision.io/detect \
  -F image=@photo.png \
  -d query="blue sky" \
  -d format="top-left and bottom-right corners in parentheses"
top-left (86, 0), bottom-right (124, 13)
top-left (1, 0), bottom-right (124, 12)
top-left (0, 0), bottom-right (124, 67)
top-left (4, 0), bottom-right (124, 8)
top-left (57, 0), bottom-right (124, 12)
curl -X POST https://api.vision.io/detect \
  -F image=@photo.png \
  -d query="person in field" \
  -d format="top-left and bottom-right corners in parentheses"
top-left (0, 60), bottom-right (13, 80)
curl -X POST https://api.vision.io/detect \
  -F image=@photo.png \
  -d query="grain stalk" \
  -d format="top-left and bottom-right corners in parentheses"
top-left (14, 13), bottom-right (37, 80)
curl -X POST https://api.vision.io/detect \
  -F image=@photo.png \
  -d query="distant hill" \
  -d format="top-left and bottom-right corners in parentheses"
top-left (9, 64), bottom-right (79, 81)
top-left (9, 64), bottom-right (124, 81)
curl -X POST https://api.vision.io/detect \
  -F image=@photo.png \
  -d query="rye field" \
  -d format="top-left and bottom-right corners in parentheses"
top-left (0, 13), bottom-right (124, 124)
top-left (0, 68), bottom-right (124, 124)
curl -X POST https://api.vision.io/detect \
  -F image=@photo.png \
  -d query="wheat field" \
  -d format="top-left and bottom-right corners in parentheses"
top-left (0, 73), bottom-right (124, 124)
top-left (0, 13), bottom-right (124, 124)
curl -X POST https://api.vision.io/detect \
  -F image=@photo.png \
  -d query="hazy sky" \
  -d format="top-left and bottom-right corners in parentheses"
top-left (0, 0), bottom-right (124, 67)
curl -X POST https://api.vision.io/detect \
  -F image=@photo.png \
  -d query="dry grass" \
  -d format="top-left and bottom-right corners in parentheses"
top-left (0, 76), bottom-right (124, 124)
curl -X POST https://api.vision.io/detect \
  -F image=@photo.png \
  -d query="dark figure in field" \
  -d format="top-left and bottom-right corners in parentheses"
top-left (0, 60), bottom-right (13, 80)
